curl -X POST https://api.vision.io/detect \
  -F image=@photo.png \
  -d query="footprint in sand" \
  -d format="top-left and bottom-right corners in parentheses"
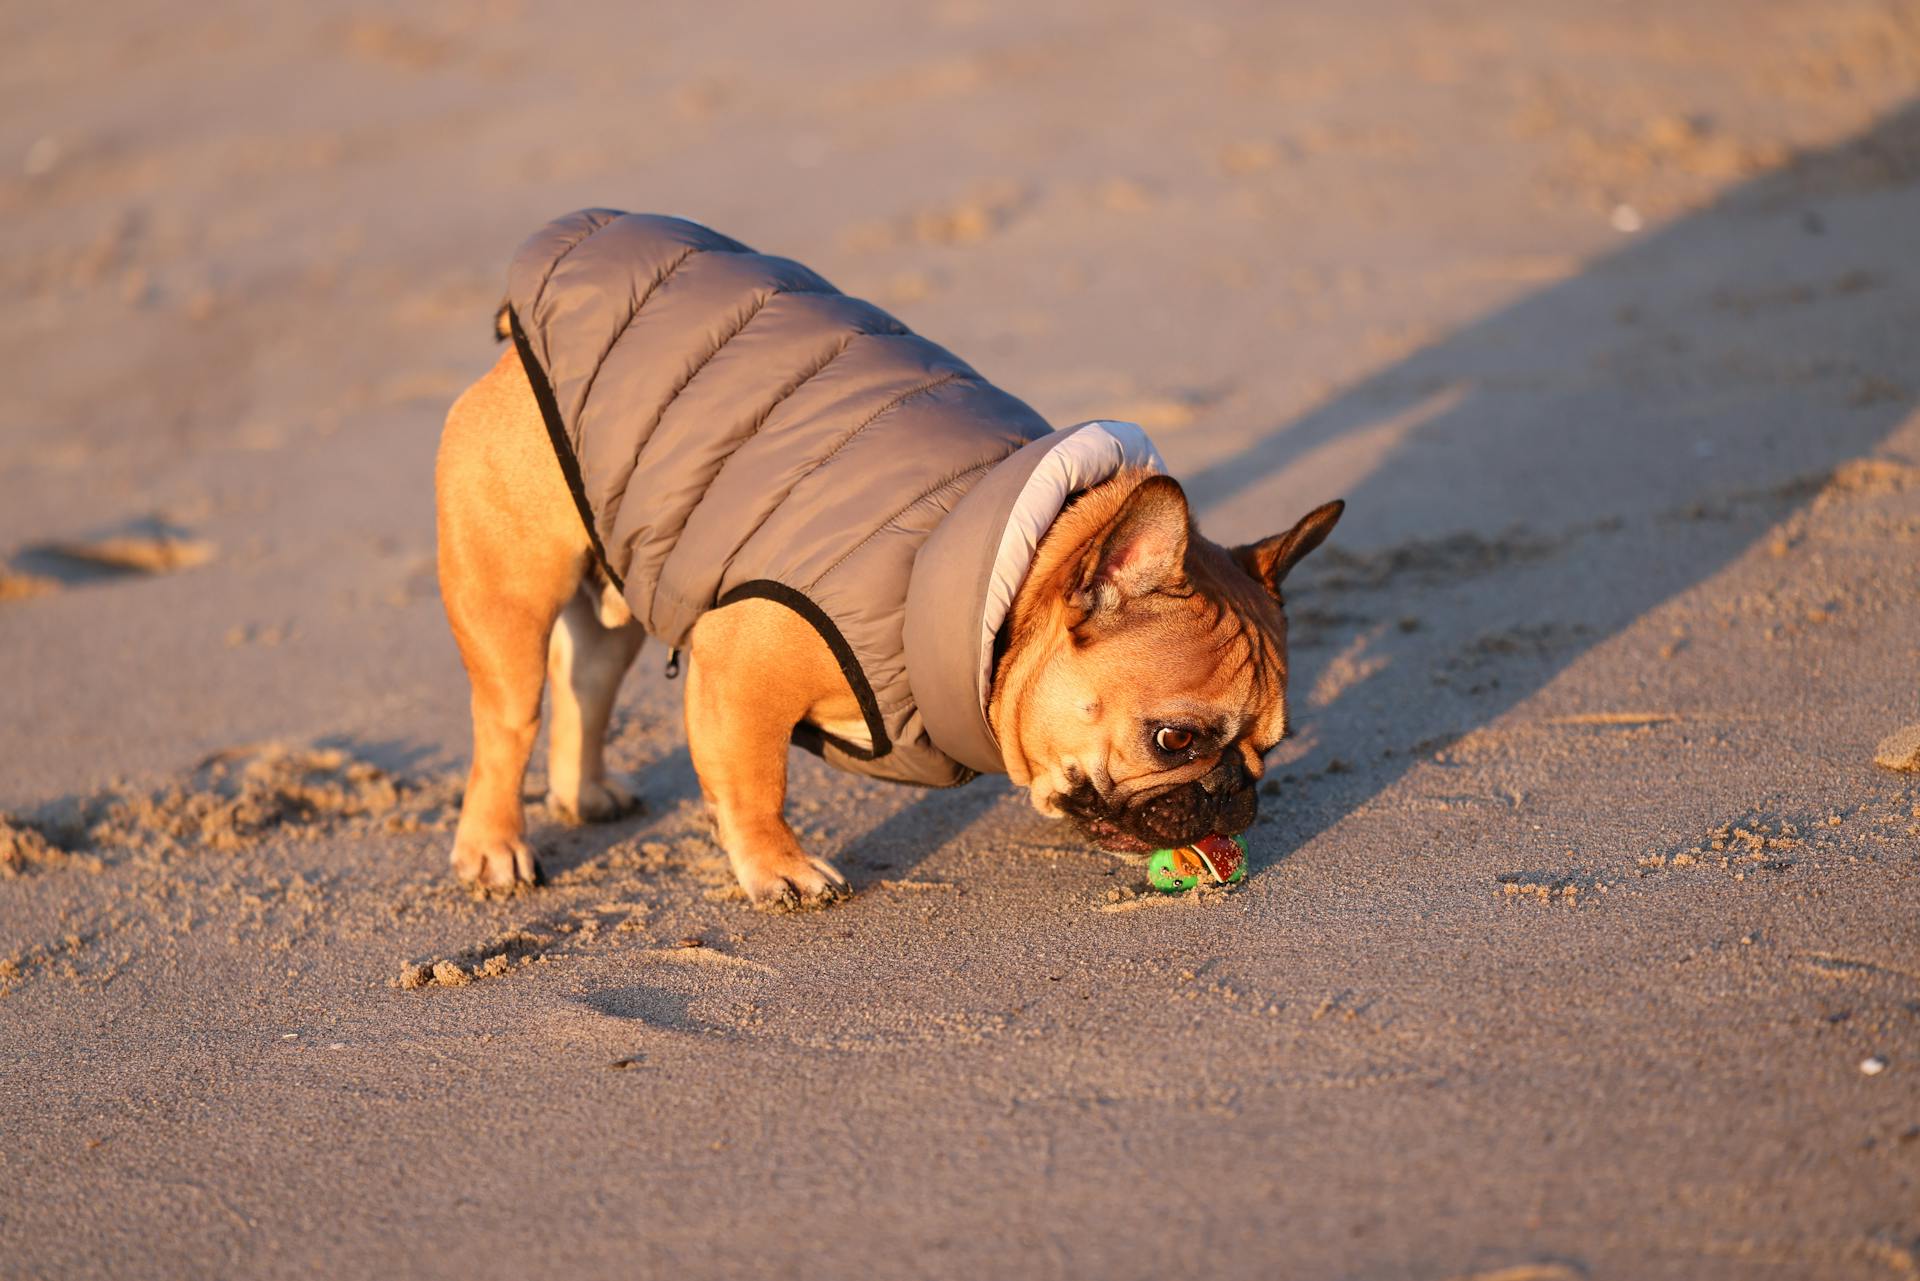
top-left (3, 519), bottom-right (216, 599)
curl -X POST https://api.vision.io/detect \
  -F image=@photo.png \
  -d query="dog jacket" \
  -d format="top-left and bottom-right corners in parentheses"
top-left (507, 210), bottom-right (1160, 786)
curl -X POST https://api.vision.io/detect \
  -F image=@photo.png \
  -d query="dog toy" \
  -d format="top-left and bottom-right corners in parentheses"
top-left (1147, 833), bottom-right (1247, 892)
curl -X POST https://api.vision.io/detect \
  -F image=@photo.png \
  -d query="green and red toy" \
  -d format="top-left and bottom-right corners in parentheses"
top-left (1147, 833), bottom-right (1248, 893)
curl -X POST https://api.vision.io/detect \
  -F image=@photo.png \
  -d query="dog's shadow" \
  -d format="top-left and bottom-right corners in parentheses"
top-left (812, 105), bottom-right (1920, 886)
top-left (1188, 99), bottom-right (1920, 867)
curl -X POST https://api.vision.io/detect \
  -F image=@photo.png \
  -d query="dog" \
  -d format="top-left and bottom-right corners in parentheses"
top-left (436, 210), bottom-right (1342, 907)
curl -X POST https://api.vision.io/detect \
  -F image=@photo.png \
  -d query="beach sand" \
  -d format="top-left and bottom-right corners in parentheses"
top-left (3, 1), bottom-right (1918, 1276)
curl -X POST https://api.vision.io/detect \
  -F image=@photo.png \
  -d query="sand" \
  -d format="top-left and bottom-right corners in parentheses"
top-left (3, 1), bottom-right (1919, 1277)
top-left (1875, 723), bottom-right (1920, 772)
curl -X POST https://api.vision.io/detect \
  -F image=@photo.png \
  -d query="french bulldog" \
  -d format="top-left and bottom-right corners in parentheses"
top-left (436, 213), bottom-right (1342, 907)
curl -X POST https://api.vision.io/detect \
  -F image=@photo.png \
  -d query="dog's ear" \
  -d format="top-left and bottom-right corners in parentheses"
top-left (1072, 475), bottom-right (1191, 621)
top-left (1233, 499), bottom-right (1344, 599)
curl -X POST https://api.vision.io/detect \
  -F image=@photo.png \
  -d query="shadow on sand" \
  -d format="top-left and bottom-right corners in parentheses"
top-left (839, 98), bottom-right (1920, 881)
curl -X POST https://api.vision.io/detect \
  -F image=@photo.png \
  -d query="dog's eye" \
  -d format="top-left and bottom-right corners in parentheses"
top-left (1153, 727), bottom-right (1195, 754)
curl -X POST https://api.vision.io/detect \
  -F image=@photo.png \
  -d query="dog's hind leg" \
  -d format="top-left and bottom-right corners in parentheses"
top-left (436, 347), bottom-right (591, 889)
top-left (545, 582), bottom-right (645, 823)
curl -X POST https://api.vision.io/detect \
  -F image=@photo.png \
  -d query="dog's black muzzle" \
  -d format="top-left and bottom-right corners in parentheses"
top-left (1133, 756), bottom-right (1258, 845)
top-left (1064, 757), bottom-right (1258, 853)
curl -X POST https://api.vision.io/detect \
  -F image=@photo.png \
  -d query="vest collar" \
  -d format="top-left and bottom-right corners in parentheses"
top-left (904, 421), bottom-right (1165, 775)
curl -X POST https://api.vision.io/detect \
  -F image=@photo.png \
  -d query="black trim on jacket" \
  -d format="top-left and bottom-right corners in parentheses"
top-left (508, 307), bottom-right (624, 591)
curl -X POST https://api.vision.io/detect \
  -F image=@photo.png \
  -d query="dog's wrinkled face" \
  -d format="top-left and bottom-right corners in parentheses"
top-left (993, 476), bottom-right (1343, 857)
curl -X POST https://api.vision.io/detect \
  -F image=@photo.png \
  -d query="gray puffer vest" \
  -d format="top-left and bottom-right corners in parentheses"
top-left (506, 210), bottom-right (1160, 787)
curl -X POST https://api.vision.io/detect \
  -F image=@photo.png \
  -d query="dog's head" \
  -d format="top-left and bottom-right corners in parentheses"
top-left (991, 474), bottom-right (1343, 856)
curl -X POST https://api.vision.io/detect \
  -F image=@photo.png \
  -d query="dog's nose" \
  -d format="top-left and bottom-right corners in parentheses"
top-left (1215, 785), bottom-right (1257, 835)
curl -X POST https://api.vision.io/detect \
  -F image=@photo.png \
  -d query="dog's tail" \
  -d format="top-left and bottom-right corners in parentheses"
top-left (493, 299), bottom-right (512, 343)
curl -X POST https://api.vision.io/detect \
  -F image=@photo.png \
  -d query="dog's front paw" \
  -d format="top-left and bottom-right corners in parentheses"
top-left (450, 833), bottom-right (544, 890)
top-left (546, 777), bottom-right (640, 825)
top-left (731, 847), bottom-right (850, 912)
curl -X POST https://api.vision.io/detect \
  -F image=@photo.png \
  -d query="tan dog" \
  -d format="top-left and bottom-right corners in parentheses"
top-left (437, 212), bottom-right (1342, 907)
top-left (437, 341), bottom-right (1340, 905)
